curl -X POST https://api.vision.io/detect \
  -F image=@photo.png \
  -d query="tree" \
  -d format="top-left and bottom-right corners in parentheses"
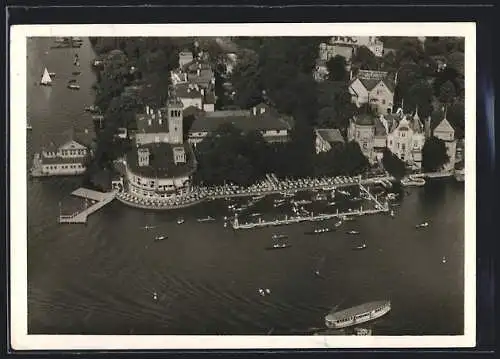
top-left (326, 55), bottom-right (348, 81)
top-left (422, 136), bottom-right (450, 172)
top-left (447, 101), bottom-right (465, 139)
top-left (438, 80), bottom-right (456, 105)
top-left (381, 148), bottom-right (406, 179)
top-left (230, 49), bottom-right (263, 108)
top-left (405, 79), bottom-right (434, 118)
top-left (352, 46), bottom-right (379, 70)
top-left (338, 141), bottom-right (370, 175)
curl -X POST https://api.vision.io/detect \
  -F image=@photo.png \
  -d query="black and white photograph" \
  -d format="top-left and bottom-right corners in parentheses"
top-left (10, 23), bottom-right (476, 350)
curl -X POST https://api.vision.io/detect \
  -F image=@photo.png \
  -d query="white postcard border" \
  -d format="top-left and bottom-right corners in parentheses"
top-left (10, 22), bottom-right (476, 350)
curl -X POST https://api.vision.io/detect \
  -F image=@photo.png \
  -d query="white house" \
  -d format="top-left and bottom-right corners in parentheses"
top-left (349, 70), bottom-right (395, 115)
top-left (432, 112), bottom-right (457, 172)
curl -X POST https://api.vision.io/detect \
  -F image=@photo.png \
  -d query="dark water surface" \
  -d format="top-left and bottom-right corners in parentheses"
top-left (27, 38), bottom-right (465, 335)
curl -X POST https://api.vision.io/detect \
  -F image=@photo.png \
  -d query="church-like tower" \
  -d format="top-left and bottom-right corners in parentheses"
top-left (166, 97), bottom-right (184, 145)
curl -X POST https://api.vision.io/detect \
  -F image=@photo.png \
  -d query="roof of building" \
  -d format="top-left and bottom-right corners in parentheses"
top-left (434, 117), bottom-right (455, 134)
top-left (204, 91), bottom-right (216, 104)
top-left (136, 110), bottom-right (169, 134)
top-left (175, 82), bottom-right (203, 99)
top-left (126, 141), bottom-right (196, 179)
top-left (316, 129), bottom-right (345, 144)
top-left (374, 117), bottom-right (387, 136)
top-left (353, 113), bottom-right (376, 126)
top-left (183, 105), bottom-right (203, 117)
top-left (189, 108), bottom-right (291, 134)
top-left (187, 69), bottom-right (214, 87)
top-left (41, 128), bottom-right (95, 152)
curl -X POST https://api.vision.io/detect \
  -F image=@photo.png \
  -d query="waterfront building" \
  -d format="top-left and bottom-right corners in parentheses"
top-left (347, 107), bottom-right (425, 168)
top-left (124, 94), bottom-right (197, 199)
top-left (188, 102), bottom-right (292, 146)
top-left (432, 111), bottom-right (457, 172)
top-left (33, 128), bottom-right (94, 176)
top-left (384, 108), bottom-right (425, 169)
top-left (315, 128), bottom-right (345, 154)
top-left (348, 70), bottom-right (395, 115)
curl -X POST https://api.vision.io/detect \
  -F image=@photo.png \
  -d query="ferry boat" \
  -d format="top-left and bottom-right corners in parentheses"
top-left (176, 217), bottom-right (185, 225)
top-left (266, 243), bottom-right (292, 250)
top-left (416, 222), bottom-right (429, 229)
top-left (305, 227), bottom-right (331, 235)
top-left (346, 230), bottom-right (360, 235)
top-left (197, 216), bottom-right (215, 223)
top-left (155, 235), bottom-right (168, 241)
top-left (272, 234), bottom-right (288, 240)
top-left (325, 300), bottom-right (391, 329)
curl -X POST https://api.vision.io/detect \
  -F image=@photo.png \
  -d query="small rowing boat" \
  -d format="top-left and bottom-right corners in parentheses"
top-left (346, 230), bottom-right (360, 235)
top-left (305, 227), bottom-right (331, 235)
top-left (155, 235), bottom-right (167, 241)
top-left (416, 222), bottom-right (429, 229)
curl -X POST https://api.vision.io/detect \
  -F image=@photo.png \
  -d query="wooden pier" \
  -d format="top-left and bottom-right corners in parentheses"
top-left (231, 184), bottom-right (390, 230)
top-left (59, 188), bottom-right (117, 224)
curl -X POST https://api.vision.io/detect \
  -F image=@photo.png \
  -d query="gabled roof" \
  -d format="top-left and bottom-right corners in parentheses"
top-left (353, 113), bottom-right (376, 126)
top-left (175, 82), bottom-right (203, 99)
top-left (316, 128), bottom-right (345, 144)
top-left (41, 128), bottom-right (95, 152)
top-left (434, 117), bottom-right (455, 134)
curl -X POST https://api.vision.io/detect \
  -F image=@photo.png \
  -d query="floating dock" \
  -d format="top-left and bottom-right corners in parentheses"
top-left (59, 188), bottom-right (117, 224)
top-left (231, 184), bottom-right (390, 230)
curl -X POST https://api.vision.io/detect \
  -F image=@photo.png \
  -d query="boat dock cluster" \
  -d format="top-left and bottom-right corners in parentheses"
top-left (116, 173), bottom-right (395, 210)
top-left (231, 184), bottom-right (390, 230)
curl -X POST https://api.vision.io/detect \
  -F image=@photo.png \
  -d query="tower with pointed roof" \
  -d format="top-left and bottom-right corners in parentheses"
top-left (432, 107), bottom-right (457, 172)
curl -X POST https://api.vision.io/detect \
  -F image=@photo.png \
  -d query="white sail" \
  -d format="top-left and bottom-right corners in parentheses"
top-left (41, 68), bottom-right (52, 84)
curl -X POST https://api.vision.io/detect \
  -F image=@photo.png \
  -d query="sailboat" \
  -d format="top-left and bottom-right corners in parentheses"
top-left (40, 68), bottom-right (52, 86)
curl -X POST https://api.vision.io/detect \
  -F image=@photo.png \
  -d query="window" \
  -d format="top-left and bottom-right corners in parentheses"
top-left (382, 99), bottom-right (386, 105)
top-left (402, 143), bottom-right (406, 151)
top-left (401, 131), bottom-right (406, 137)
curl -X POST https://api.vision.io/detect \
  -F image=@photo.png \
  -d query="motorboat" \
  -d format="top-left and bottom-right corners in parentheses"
top-left (305, 227), bottom-right (331, 235)
top-left (176, 217), bottom-right (185, 225)
top-left (334, 220), bottom-right (343, 228)
top-left (353, 243), bottom-right (367, 250)
top-left (327, 201), bottom-right (336, 206)
top-left (325, 300), bottom-right (391, 329)
top-left (266, 243), bottom-right (292, 250)
top-left (293, 199), bottom-right (312, 205)
top-left (416, 222), bottom-right (429, 229)
top-left (84, 105), bottom-right (101, 113)
top-left (143, 225), bottom-right (156, 230)
top-left (272, 234), bottom-right (288, 240)
top-left (40, 67), bottom-right (52, 86)
top-left (154, 235), bottom-right (167, 241)
top-left (197, 216), bottom-right (215, 223)
top-left (346, 230), bottom-right (360, 235)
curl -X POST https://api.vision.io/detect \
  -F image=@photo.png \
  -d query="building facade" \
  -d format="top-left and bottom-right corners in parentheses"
top-left (33, 129), bottom-right (94, 176)
top-left (188, 103), bottom-right (291, 146)
top-left (315, 128), bottom-right (345, 154)
top-left (349, 70), bottom-right (395, 115)
top-left (432, 115), bottom-right (457, 172)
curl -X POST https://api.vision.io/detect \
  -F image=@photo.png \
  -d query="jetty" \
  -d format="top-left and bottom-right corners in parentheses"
top-left (59, 188), bottom-right (117, 224)
top-left (231, 184), bottom-right (390, 230)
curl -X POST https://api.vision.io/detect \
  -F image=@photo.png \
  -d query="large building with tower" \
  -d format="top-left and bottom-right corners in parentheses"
top-left (122, 94), bottom-right (197, 200)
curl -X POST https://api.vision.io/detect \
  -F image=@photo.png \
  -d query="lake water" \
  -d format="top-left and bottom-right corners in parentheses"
top-left (26, 37), bottom-right (465, 336)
